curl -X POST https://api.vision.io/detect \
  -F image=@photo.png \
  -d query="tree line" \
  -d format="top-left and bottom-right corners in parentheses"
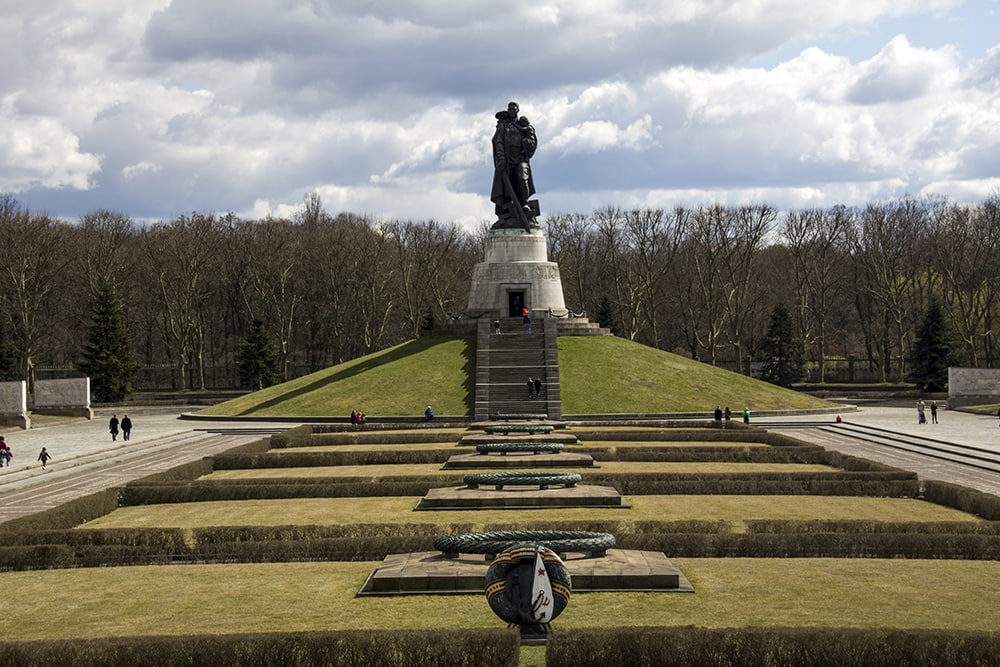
top-left (0, 191), bottom-right (996, 396)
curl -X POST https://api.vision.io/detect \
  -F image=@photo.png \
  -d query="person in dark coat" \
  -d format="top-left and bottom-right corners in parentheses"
top-left (109, 415), bottom-right (119, 441)
top-left (37, 447), bottom-right (52, 469)
top-left (121, 414), bottom-right (133, 441)
top-left (714, 406), bottom-right (723, 422)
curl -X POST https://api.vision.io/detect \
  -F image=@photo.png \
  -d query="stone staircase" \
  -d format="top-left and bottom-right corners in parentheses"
top-left (474, 317), bottom-right (562, 421)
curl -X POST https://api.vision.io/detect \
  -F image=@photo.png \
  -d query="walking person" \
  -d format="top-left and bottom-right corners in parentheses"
top-left (121, 414), bottom-right (133, 441)
top-left (527, 377), bottom-right (534, 399)
top-left (917, 400), bottom-right (926, 425)
top-left (930, 401), bottom-right (938, 424)
top-left (714, 406), bottom-right (723, 422)
top-left (533, 377), bottom-right (542, 399)
top-left (742, 406), bottom-right (750, 424)
top-left (522, 306), bottom-right (531, 333)
top-left (109, 414), bottom-right (120, 441)
top-left (0, 436), bottom-right (11, 467)
top-left (37, 447), bottom-right (51, 470)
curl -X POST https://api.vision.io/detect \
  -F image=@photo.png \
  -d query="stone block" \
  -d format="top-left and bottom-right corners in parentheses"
top-left (0, 381), bottom-right (30, 429)
top-left (34, 378), bottom-right (93, 419)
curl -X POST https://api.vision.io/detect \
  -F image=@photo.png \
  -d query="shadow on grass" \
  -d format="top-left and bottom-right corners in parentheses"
top-left (237, 336), bottom-right (476, 416)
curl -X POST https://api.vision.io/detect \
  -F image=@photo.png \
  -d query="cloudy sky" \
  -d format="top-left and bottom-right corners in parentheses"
top-left (2, 0), bottom-right (998, 230)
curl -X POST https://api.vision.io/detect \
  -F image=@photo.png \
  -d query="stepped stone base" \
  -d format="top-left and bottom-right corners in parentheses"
top-left (414, 483), bottom-right (629, 510)
top-left (442, 452), bottom-right (598, 469)
top-left (358, 549), bottom-right (693, 595)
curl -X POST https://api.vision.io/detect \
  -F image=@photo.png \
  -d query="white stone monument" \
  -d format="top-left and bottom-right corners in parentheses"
top-left (465, 227), bottom-right (567, 318)
top-left (0, 380), bottom-right (30, 429)
top-left (947, 367), bottom-right (1000, 408)
top-left (34, 377), bottom-right (94, 419)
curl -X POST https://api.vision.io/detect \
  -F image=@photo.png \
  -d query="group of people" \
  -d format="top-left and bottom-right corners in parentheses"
top-left (527, 377), bottom-right (543, 399)
top-left (714, 405), bottom-right (750, 424)
top-left (0, 436), bottom-right (51, 469)
top-left (108, 414), bottom-right (133, 441)
top-left (916, 400), bottom-right (939, 424)
top-left (350, 410), bottom-right (367, 428)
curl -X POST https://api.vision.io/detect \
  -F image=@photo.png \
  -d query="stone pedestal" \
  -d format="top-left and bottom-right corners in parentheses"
top-left (466, 228), bottom-right (567, 317)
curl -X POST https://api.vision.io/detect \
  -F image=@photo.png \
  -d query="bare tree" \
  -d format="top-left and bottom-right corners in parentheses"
top-left (388, 219), bottom-right (467, 337)
top-left (0, 196), bottom-right (75, 389)
top-left (234, 217), bottom-right (304, 381)
top-left (848, 197), bottom-right (932, 382)
top-left (76, 210), bottom-right (138, 294)
top-left (140, 213), bottom-right (228, 390)
top-left (544, 212), bottom-right (596, 315)
top-left (722, 203), bottom-right (777, 373)
top-left (783, 205), bottom-right (854, 382)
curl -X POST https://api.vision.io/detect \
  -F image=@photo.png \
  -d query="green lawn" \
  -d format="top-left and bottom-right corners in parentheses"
top-left (80, 495), bottom-right (976, 531)
top-left (3, 559), bottom-right (999, 640)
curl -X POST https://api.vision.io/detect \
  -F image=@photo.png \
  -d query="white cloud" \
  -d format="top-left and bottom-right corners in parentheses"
top-left (0, 0), bottom-right (997, 229)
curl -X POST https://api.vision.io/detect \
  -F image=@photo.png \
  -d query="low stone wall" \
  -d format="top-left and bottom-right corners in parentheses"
top-left (948, 367), bottom-right (1000, 408)
top-left (34, 378), bottom-right (93, 419)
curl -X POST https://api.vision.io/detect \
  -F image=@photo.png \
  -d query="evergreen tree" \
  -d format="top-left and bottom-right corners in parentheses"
top-left (908, 298), bottom-right (959, 392)
top-left (77, 281), bottom-right (138, 402)
top-left (759, 302), bottom-right (804, 387)
top-left (594, 295), bottom-right (620, 336)
top-left (237, 319), bottom-right (280, 390)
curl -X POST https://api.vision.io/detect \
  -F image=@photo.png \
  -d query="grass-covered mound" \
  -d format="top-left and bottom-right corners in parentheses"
top-left (199, 334), bottom-right (833, 418)
top-left (559, 336), bottom-right (832, 414)
top-left (197, 337), bottom-right (475, 417)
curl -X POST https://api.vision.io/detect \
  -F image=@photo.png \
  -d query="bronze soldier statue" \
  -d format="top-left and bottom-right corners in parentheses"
top-left (491, 101), bottom-right (539, 231)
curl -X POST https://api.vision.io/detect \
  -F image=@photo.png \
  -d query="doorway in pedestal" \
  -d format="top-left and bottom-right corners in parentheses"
top-left (507, 291), bottom-right (525, 317)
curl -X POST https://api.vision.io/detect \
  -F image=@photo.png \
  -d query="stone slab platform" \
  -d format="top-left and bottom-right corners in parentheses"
top-left (414, 484), bottom-right (630, 510)
top-left (358, 549), bottom-right (693, 596)
top-left (442, 452), bottom-right (598, 469)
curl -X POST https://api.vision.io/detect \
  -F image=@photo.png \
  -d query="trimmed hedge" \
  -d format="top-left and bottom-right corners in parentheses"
top-left (118, 480), bottom-right (437, 505)
top-left (571, 428), bottom-right (811, 446)
top-left (922, 480), bottom-right (1000, 520)
top-left (0, 629), bottom-right (520, 667)
top-left (212, 449), bottom-right (452, 469)
top-left (0, 489), bottom-right (120, 532)
top-left (745, 520), bottom-right (1000, 535)
top-left (582, 444), bottom-right (825, 463)
top-left (547, 626), bottom-right (1000, 667)
top-left (616, 531), bottom-right (1000, 559)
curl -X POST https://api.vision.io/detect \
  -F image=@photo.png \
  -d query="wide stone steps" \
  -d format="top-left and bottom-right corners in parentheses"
top-left (475, 317), bottom-right (561, 421)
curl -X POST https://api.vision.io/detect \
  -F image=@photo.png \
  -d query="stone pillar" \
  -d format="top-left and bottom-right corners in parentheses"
top-left (466, 228), bottom-right (567, 317)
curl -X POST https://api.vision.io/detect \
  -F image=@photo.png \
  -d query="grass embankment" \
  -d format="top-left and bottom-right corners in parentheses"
top-left (196, 334), bottom-right (834, 418)
top-left (558, 336), bottom-right (832, 414)
top-left (196, 337), bottom-right (475, 417)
